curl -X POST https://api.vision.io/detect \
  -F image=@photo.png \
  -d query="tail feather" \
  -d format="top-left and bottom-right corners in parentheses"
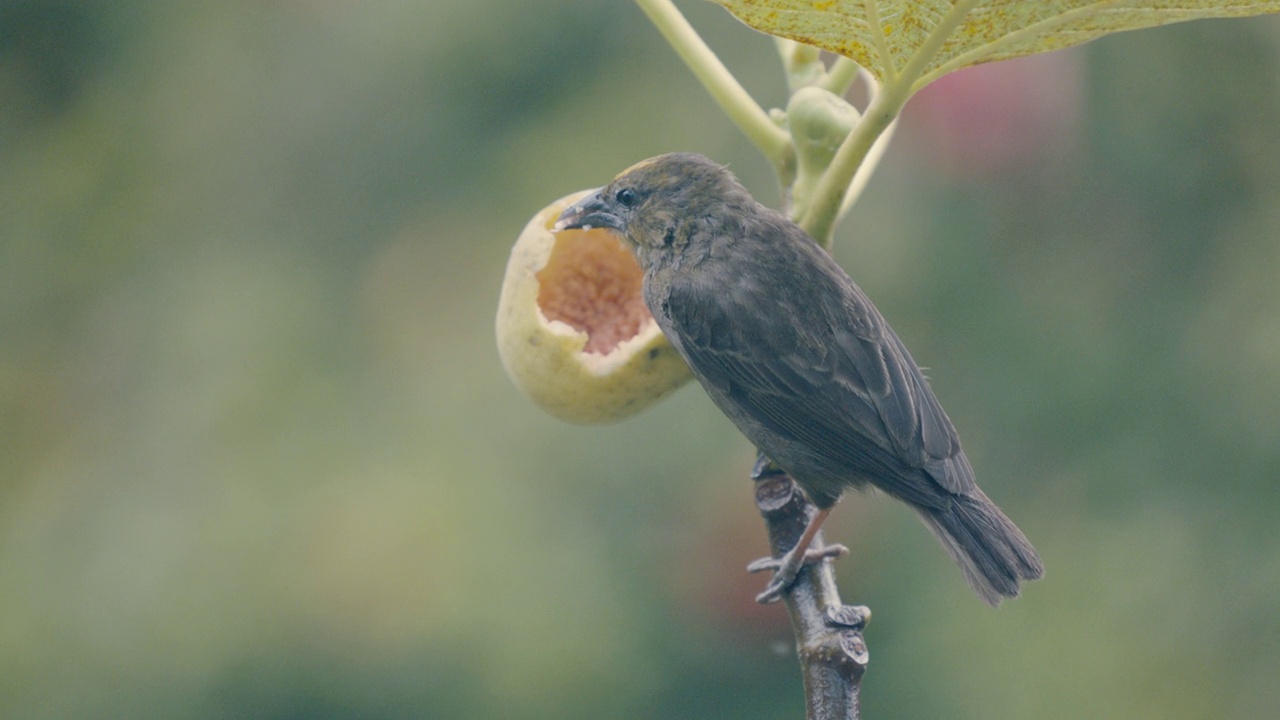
top-left (917, 489), bottom-right (1043, 606)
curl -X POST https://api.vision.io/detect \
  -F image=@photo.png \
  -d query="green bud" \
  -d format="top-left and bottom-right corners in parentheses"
top-left (786, 86), bottom-right (860, 218)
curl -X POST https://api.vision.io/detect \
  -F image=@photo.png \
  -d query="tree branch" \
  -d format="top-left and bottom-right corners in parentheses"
top-left (753, 457), bottom-right (870, 720)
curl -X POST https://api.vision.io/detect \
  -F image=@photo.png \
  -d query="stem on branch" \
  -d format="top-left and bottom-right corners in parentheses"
top-left (633, 0), bottom-right (793, 170)
top-left (819, 56), bottom-right (862, 97)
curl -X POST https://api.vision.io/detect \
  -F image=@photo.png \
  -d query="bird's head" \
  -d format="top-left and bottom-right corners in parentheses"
top-left (553, 153), bottom-right (746, 263)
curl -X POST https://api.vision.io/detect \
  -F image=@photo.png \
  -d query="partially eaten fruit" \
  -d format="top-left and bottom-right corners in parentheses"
top-left (496, 190), bottom-right (692, 424)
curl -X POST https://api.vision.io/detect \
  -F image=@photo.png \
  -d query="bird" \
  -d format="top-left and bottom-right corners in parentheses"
top-left (553, 152), bottom-right (1043, 606)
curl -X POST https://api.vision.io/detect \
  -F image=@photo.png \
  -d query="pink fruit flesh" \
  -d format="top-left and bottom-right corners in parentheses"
top-left (536, 228), bottom-right (653, 355)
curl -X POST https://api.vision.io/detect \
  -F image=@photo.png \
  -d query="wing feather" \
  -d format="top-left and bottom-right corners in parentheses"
top-left (659, 233), bottom-right (973, 501)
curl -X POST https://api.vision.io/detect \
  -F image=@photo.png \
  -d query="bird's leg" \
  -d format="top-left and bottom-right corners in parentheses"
top-left (747, 506), bottom-right (848, 604)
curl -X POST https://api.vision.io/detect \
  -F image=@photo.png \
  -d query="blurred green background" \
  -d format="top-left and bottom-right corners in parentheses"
top-left (3, 1), bottom-right (1279, 718)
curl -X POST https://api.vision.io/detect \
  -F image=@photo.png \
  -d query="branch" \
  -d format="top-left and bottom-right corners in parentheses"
top-left (753, 458), bottom-right (870, 720)
top-left (818, 56), bottom-right (862, 97)
top-left (634, 0), bottom-right (793, 170)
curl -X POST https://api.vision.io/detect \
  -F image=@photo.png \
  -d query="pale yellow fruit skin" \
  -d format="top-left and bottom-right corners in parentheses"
top-left (496, 191), bottom-right (692, 424)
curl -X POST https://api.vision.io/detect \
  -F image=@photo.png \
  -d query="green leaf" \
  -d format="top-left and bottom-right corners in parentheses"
top-left (714, 0), bottom-right (1280, 92)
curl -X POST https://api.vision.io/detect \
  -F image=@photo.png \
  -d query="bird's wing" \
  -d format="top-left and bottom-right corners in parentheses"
top-left (664, 243), bottom-right (973, 500)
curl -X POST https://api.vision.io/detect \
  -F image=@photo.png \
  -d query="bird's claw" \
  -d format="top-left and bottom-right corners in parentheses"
top-left (747, 543), bottom-right (849, 604)
top-left (754, 578), bottom-right (792, 605)
top-left (746, 543), bottom-right (848, 574)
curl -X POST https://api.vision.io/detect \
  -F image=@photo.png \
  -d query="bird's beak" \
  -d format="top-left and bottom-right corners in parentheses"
top-left (553, 189), bottom-right (624, 233)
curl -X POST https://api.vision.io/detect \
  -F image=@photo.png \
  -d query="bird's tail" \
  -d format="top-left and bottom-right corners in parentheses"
top-left (917, 489), bottom-right (1044, 606)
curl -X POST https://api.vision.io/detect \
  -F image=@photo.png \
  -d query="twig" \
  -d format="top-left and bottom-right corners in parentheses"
top-left (633, 0), bottom-right (792, 170)
top-left (753, 457), bottom-right (870, 720)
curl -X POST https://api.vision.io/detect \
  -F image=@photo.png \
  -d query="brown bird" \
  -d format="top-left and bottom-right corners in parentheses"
top-left (555, 152), bottom-right (1043, 606)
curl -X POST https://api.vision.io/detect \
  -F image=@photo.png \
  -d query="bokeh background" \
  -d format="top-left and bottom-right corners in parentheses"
top-left (3, 1), bottom-right (1279, 718)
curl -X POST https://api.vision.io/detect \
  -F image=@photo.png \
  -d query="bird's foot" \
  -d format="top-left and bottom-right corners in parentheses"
top-left (747, 543), bottom-right (848, 604)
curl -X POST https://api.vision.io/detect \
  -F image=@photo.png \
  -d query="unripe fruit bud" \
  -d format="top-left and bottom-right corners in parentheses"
top-left (496, 190), bottom-right (692, 424)
top-left (787, 86), bottom-right (859, 215)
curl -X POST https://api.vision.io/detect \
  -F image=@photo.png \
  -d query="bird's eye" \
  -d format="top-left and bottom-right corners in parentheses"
top-left (615, 188), bottom-right (638, 207)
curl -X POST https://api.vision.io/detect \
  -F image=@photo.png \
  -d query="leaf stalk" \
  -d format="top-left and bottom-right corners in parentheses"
top-left (633, 0), bottom-right (793, 170)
